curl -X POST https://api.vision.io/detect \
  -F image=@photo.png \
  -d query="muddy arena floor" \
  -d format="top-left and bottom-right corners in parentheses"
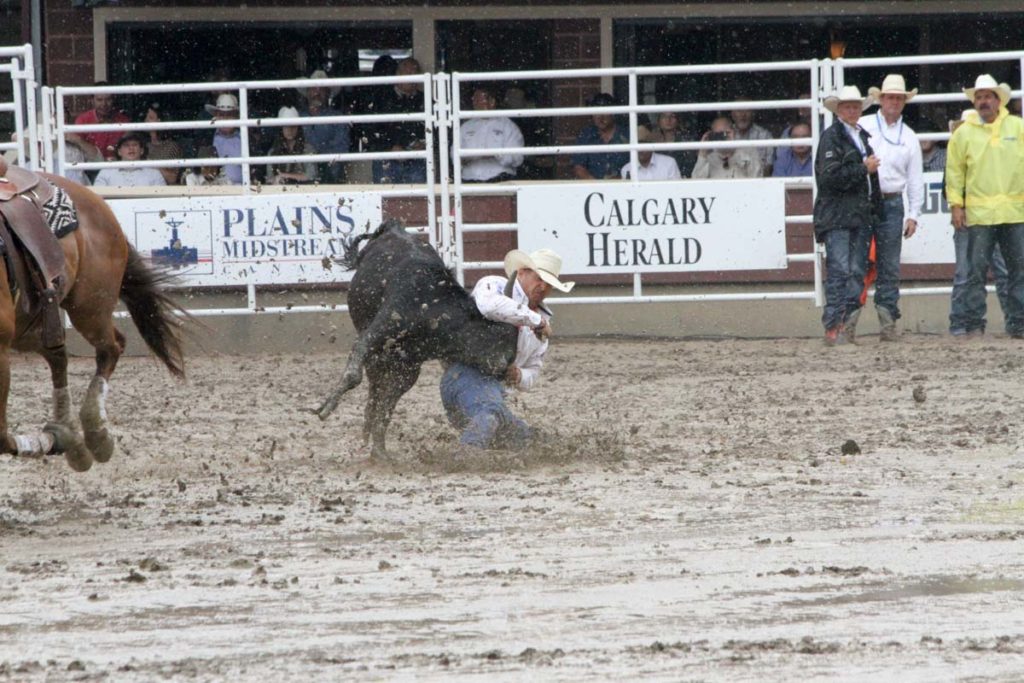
top-left (2, 335), bottom-right (1024, 681)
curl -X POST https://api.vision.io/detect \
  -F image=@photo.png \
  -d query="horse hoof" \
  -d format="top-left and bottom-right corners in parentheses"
top-left (45, 422), bottom-right (93, 472)
top-left (64, 444), bottom-right (93, 472)
top-left (85, 428), bottom-right (115, 463)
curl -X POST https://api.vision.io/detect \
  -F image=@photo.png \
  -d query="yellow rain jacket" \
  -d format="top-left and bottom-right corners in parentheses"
top-left (945, 108), bottom-right (1024, 226)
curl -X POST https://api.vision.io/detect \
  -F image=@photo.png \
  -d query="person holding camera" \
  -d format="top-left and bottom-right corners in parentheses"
top-left (691, 116), bottom-right (762, 179)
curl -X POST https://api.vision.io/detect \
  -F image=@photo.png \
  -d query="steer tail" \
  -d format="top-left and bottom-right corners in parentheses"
top-left (337, 218), bottom-right (406, 270)
top-left (119, 246), bottom-right (188, 378)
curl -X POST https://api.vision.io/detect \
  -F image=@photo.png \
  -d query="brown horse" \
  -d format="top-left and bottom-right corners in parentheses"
top-left (0, 173), bottom-right (185, 471)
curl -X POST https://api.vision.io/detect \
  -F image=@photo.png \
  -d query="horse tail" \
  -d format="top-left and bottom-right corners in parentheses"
top-left (119, 246), bottom-right (187, 378)
top-left (337, 218), bottom-right (405, 271)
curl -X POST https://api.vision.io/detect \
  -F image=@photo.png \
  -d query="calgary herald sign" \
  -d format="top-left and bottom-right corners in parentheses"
top-left (107, 192), bottom-right (383, 286)
top-left (517, 180), bottom-right (788, 274)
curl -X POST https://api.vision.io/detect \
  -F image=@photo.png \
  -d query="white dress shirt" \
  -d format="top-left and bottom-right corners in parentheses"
top-left (620, 153), bottom-right (682, 181)
top-left (470, 275), bottom-right (550, 391)
top-left (859, 113), bottom-right (924, 221)
top-left (457, 116), bottom-right (524, 181)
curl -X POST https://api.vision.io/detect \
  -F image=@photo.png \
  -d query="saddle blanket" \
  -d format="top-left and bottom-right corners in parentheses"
top-left (41, 186), bottom-right (78, 239)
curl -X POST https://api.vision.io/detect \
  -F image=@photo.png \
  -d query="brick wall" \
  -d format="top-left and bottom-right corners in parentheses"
top-left (550, 19), bottom-right (600, 178)
top-left (44, 5), bottom-right (94, 116)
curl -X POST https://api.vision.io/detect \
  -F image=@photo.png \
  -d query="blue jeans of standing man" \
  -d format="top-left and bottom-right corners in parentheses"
top-left (440, 363), bottom-right (533, 450)
top-left (963, 223), bottom-right (1024, 336)
top-left (822, 226), bottom-right (870, 330)
top-left (950, 228), bottom-right (1008, 334)
top-left (851, 195), bottom-right (904, 320)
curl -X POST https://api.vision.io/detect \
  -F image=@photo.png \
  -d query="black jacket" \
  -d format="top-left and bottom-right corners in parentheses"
top-left (813, 119), bottom-right (881, 241)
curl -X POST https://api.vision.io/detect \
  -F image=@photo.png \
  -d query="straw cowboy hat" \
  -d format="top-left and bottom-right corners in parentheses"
top-left (204, 93), bottom-right (239, 114)
top-left (963, 74), bottom-right (1012, 106)
top-left (504, 249), bottom-right (575, 293)
top-left (822, 85), bottom-right (872, 113)
top-left (949, 108), bottom-right (977, 133)
top-left (868, 74), bottom-right (918, 102)
top-left (297, 70), bottom-right (341, 99)
top-left (277, 106), bottom-right (300, 119)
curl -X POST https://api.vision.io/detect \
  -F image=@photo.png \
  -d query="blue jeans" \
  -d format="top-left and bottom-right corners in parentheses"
top-left (851, 195), bottom-right (904, 320)
top-left (963, 224), bottom-right (1024, 336)
top-left (822, 226), bottom-right (870, 330)
top-left (950, 228), bottom-right (1008, 334)
top-left (440, 364), bottom-right (533, 450)
top-left (372, 159), bottom-right (427, 184)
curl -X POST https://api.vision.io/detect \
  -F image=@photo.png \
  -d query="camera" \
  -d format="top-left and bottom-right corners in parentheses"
top-left (708, 131), bottom-right (729, 142)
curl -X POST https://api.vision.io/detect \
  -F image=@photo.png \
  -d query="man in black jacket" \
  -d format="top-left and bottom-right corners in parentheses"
top-left (813, 85), bottom-right (882, 346)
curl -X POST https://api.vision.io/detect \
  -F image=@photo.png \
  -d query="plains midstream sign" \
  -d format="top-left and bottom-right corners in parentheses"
top-left (107, 192), bottom-right (383, 286)
top-left (517, 180), bottom-right (788, 274)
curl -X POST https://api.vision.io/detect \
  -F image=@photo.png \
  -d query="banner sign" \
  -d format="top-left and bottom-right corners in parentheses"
top-left (900, 171), bottom-right (954, 265)
top-left (516, 180), bottom-right (788, 274)
top-left (108, 192), bottom-right (383, 286)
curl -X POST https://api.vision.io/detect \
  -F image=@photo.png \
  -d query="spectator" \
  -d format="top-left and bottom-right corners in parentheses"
top-left (299, 69), bottom-right (350, 183)
top-left (571, 93), bottom-right (628, 180)
top-left (772, 92), bottom-right (812, 172)
top-left (70, 83), bottom-right (130, 161)
top-left (945, 74), bottom-right (1024, 338)
top-left (850, 74), bottom-right (924, 343)
top-left (350, 54), bottom-right (397, 152)
top-left (207, 93), bottom-right (243, 184)
top-left (916, 119), bottom-right (946, 173)
top-left (93, 132), bottom-right (166, 187)
top-left (946, 109), bottom-right (1008, 336)
top-left (457, 84), bottom-right (524, 182)
top-left (367, 57), bottom-right (427, 184)
top-left (813, 85), bottom-right (880, 346)
top-left (649, 111), bottom-right (697, 178)
top-left (143, 103), bottom-right (183, 186)
top-left (771, 122), bottom-right (813, 177)
top-left (3, 125), bottom-right (97, 186)
top-left (691, 116), bottom-right (762, 179)
top-left (184, 145), bottom-right (233, 187)
top-left (265, 106), bottom-right (317, 185)
top-left (731, 98), bottom-right (773, 174)
top-left (621, 127), bottom-right (681, 181)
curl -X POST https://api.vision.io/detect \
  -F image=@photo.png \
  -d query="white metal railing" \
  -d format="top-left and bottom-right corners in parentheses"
top-left (0, 44), bottom-right (38, 171)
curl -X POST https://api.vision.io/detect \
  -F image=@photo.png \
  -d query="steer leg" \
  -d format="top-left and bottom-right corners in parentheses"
top-left (316, 312), bottom-right (404, 421)
top-left (363, 356), bottom-right (421, 458)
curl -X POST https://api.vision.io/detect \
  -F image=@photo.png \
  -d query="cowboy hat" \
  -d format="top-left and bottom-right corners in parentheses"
top-left (297, 70), bottom-right (341, 99)
top-left (868, 74), bottom-right (918, 102)
top-left (204, 93), bottom-right (239, 114)
top-left (949, 108), bottom-right (977, 133)
top-left (503, 249), bottom-right (575, 293)
top-left (963, 74), bottom-right (1012, 106)
top-left (277, 106), bottom-right (300, 119)
top-left (823, 85), bottom-right (872, 113)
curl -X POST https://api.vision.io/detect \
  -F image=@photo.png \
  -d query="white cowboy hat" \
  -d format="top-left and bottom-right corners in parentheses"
top-left (204, 93), bottom-right (239, 114)
top-left (963, 74), bottom-right (1012, 106)
top-left (297, 70), bottom-right (341, 99)
top-left (503, 249), bottom-right (575, 293)
top-left (868, 74), bottom-right (918, 102)
top-left (823, 85), bottom-right (872, 113)
top-left (949, 108), bottom-right (977, 132)
top-left (277, 106), bottom-right (300, 119)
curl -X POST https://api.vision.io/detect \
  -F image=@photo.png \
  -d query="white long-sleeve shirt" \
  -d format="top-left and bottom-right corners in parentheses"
top-left (859, 113), bottom-right (924, 221)
top-left (620, 153), bottom-right (681, 181)
top-left (470, 275), bottom-right (550, 391)
top-left (457, 116), bottom-right (524, 181)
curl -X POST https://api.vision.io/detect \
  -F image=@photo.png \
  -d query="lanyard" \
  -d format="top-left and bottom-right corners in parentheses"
top-left (875, 112), bottom-right (904, 146)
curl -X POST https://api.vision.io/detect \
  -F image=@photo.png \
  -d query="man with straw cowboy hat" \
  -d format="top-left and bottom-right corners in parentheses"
top-left (813, 84), bottom-right (881, 346)
top-left (945, 74), bottom-right (1024, 338)
top-left (847, 74), bottom-right (924, 343)
top-left (440, 248), bottom-right (574, 450)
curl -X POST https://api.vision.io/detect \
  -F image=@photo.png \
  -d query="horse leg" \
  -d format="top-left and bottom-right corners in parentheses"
top-left (77, 330), bottom-right (124, 463)
top-left (364, 356), bottom-right (421, 458)
top-left (37, 343), bottom-right (92, 471)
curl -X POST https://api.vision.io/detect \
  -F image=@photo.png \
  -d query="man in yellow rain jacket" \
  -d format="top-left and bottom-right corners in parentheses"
top-left (945, 74), bottom-right (1024, 338)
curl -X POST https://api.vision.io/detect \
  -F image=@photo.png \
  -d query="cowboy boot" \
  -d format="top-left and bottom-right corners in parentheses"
top-left (877, 307), bottom-right (898, 342)
top-left (844, 308), bottom-right (862, 344)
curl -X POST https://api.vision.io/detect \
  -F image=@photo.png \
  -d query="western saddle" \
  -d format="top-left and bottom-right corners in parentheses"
top-left (0, 157), bottom-right (70, 348)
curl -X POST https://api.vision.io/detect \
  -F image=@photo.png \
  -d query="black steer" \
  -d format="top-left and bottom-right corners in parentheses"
top-left (316, 219), bottom-right (518, 457)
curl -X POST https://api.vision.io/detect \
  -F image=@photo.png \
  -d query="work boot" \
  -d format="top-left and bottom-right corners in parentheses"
top-left (878, 307), bottom-right (898, 342)
top-left (824, 325), bottom-right (847, 347)
top-left (844, 308), bottom-right (862, 344)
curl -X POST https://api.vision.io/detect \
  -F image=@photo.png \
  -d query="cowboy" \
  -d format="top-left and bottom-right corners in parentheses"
top-left (440, 248), bottom-right (574, 450)
top-left (207, 93), bottom-right (243, 184)
top-left (846, 74), bottom-right (924, 343)
top-left (945, 74), bottom-right (1024, 338)
top-left (813, 85), bottom-right (881, 346)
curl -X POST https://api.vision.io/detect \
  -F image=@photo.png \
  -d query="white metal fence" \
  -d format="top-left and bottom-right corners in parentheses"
top-left (4, 45), bottom-right (1024, 317)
